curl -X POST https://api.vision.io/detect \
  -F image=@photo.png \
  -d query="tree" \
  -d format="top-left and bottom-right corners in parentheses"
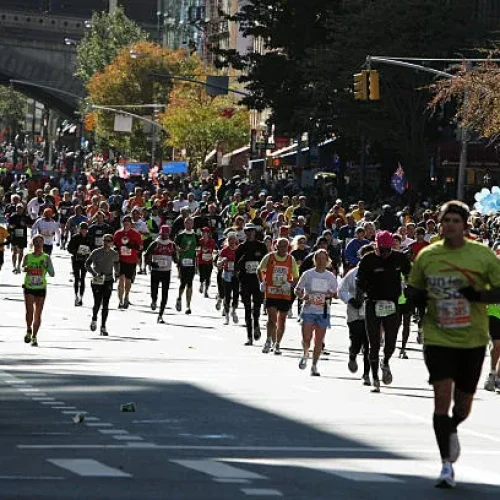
top-left (75, 7), bottom-right (148, 84)
top-left (430, 59), bottom-right (500, 141)
top-left (0, 85), bottom-right (26, 142)
top-left (161, 85), bottom-right (250, 174)
top-left (86, 41), bottom-right (203, 160)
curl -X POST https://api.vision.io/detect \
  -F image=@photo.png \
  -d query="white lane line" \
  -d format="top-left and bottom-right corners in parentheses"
top-left (31, 396), bottom-right (49, 400)
top-left (83, 417), bottom-right (100, 422)
top-left (393, 410), bottom-right (500, 444)
top-left (62, 411), bottom-right (84, 415)
top-left (18, 388), bottom-right (40, 392)
top-left (241, 489), bottom-right (282, 497)
top-left (113, 435), bottom-right (143, 441)
top-left (54, 406), bottom-right (77, 410)
top-left (85, 423), bottom-right (113, 428)
top-left (0, 475), bottom-right (64, 481)
top-left (9, 381), bottom-right (27, 385)
top-left (47, 459), bottom-right (132, 478)
top-left (98, 429), bottom-right (129, 435)
top-left (213, 478), bottom-right (251, 484)
top-left (171, 459), bottom-right (267, 480)
top-left (41, 401), bottom-right (65, 405)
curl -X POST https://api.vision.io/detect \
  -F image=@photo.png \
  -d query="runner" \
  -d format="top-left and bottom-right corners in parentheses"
top-left (88, 211), bottom-right (112, 250)
top-left (258, 237), bottom-right (299, 355)
top-left (356, 230), bottom-right (411, 393)
top-left (85, 233), bottom-right (120, 335)
top-left (22, 234), bottom-right (55, 347)
top-left (197, 227), bottom-right (216, 297)
top-left (407, 200), bottom-right (500, 488)
top-left (132, 208), bottom-right (150, 275)
top-left (235, 223), bottom-right (267, 345)
top-left (67, 222), bottom-right (92, 306)
top-left (338, 244), bottom-right (374, 385)
top-left (31, 208), bottom-right (60, 255)
top-left (7, 203), bottom-right (29, 273)
top-left (144, 225), bottom-right (175, 323)
top-left (485, 304), bottom-right (500, 391)
top-left (175, 217), bottom-right (199, 314)
top-left (58, 191), bottom-right (73, 250)
top-left (0, 223), bottom-right (9, 272)
top-left (65, 205), bottom-right (88, 242)
top-left (295, 249), bottom-right (338, 375)
top-left (219, 232), bottom-right (239, 325)
top-left (113, 215), bottom-right (143, 309)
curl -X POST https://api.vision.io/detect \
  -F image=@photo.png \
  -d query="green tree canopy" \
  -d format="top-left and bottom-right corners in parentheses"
top-left (0, 85), bottom-right (26, 141)
top-left (75, 7), bottom-right (148, 84)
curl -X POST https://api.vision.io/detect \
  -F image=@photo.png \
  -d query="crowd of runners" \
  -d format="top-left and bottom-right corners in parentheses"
top-left (1, 176), bottom-right (500, 489)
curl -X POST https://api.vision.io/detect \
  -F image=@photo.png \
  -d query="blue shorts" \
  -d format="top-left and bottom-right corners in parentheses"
top-left (300, 313), bottom-right (331, 329)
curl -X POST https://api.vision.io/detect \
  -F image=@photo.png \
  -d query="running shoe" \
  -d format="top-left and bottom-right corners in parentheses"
top-left (310, 364), bottom-right (320, 377)
top-left (223, 313), bottom-right (229, 325)
top-left (100, 326), bottom-right (108, 337)
top-left (417, 329), bottom-right (423, 344)
top-left (185, 308), bottom-right (191, 315)
top-left (274, 345), bottom-right (282, 356)
top-left (299, 356), bottom-right (308, 370)
top-left (287, 309), bottom-right (293, 318)
top-left (435, 462), bottom-right (455, 489)
top-left (118, 302), bottom-right (124, 309)
top-left (16, 267), bottom-right (21, 274)
top-left (24, 330), bottom-right (32, 344)
top-left (216, 297), bottom-right (222, 310)
top-left (77, 298), bottom-right (83, 306)
top-left (244, 339), bottom-right (253, 346)
top-left (262, 339), bottom-right (272, 354)
top-left (372, 379), bottom-right (381, 393)
top-left (123, 298), bottom-right (130, 309)
top-left (484, 373), bottom-right (496, 392)
top-left (231, 308), bottom-right (238, 324)
top-left (90, 320), bottom-right (97, 332)
top-left (380, 361), bottom-right (393, 385)
top-left (74, 296), bottom-right (79, 306)
top-left (151, 301), bottom-right (157, 311)
top-left (12, 268), bottom-right (17, 274)
top-left (157, 315), bottom-right (165, 324)
top-left (31, 337), bottom-right (38, 347)
top-left (449, 432), bottom-right (460, 464)
top-left (362, 374), bottom-right (371, 386)
top-left (199, 284), bottom-right (204, 294)
top-left (399, 349), bottom-right (408, 359)
top-left (348, 357), bottom-right (358, 373)
top-left (204, 291), bottom-right (209, 298)
top-left (176, 298), bottom-right (182, 312)
top-left (253, 324), bottom-right (262, 341)
top-left (496, 376), bottom-right (500, 391)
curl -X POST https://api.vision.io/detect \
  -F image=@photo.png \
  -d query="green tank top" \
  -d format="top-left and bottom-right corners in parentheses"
top-left (398, 274), bottom-right (407, 305)
top-left (488, 304), bottom-right (500, 319)
top-left (24, 253), bottom-right (48, 290)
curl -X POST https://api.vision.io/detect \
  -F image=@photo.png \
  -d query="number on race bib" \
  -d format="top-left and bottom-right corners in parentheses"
top-left (375, 300), bottom-right (396, 317)
top-left (245, 261), bottom-right (258, 274)
top-left (182, 258), bottom-right (194, 267)
top-left (120, 246), bottom-right (132, 256)
top-left (437, 298), bottom-right (471, 328)
top-left (201, 253), bottom-right (212, 262)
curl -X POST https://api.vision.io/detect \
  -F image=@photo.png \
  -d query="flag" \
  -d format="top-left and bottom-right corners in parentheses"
top-left (391, 163), bottom-right (407, 195)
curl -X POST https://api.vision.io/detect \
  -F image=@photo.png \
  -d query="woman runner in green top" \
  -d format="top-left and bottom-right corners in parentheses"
top-left (22, 234), bottom-right (55, 347)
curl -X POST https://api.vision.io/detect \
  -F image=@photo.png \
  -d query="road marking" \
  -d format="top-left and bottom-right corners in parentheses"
top-left (0, 475), bottom-right (64, 480)
top-left (85, 422), bottom-right (114, 427)
top-left (62, 410), bottom-right (83, 415)
top-left (18, 388), bottom-right (40, 392)
top-left (213, 478), bottom-right (250, 484)
top-left (171, 459), bottom-right (267, 480)
top-left (113, 435), bottom-right (143, 441)
top-left (54, 406), bottom-right (77, 410)
top-left (47, 459), bottom-right (132, 478)
top-left (83, 416), bottom-right (100, 422)
top-left (41, 401), bottom-right (65, 405)
top-left (241, 489), bottom-right (282, 496)
top-left (32, 397), bottom-right (52, 401)
top-left (99, 429), bottom-right (129, 435)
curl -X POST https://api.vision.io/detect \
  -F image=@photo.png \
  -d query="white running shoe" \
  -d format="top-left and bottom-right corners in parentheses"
top-left (435, 462), bottom-right (455, 489)
top-left (449, 432), bottom-right (460, 464)
top-left (299, 356), bottom-right (308, 370)
top-left (274, 345), bottom-right (282, 355)
top-left (223, 313), bottom-right (229, 325)
top-left (287, 309), bottom-right (293, 318)
top-left (262, 339), bottom-right (272, 354)
top-left (484, 373), bottom-right (496, 392)
top-left (231, 308), bottom-right (238, 324)
top-left (371, 380), bottom-right (381, 393)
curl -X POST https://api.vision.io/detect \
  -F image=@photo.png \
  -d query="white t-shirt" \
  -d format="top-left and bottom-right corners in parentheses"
top-left (296, 268), bottom-right (338, 315)
top-left (173, 199), bottom-right (190, 213)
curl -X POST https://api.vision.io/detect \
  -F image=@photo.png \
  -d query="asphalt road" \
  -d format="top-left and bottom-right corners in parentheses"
top-left (0, 247), bottom-right (499, 499)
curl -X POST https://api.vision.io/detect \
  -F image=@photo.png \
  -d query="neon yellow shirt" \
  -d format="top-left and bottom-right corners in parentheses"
top-left (409, 239), bottom-right (500, 348)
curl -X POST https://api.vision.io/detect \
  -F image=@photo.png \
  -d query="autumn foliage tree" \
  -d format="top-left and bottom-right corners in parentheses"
top-left (161, 84), bottom-right (249, 174)
top-left (86, 41), bottom-right (202, 160)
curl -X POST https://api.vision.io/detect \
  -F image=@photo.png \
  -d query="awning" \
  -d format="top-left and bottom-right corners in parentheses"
top-left (271, 137), bottom-right (337, 159)
top-left (222, 145), bottom-right (250, 159)
top-left (204, 149), bottom-right (216, 163)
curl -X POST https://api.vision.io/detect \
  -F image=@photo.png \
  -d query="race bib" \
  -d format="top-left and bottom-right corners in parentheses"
top-left (28, 275), bottom-right (43, 287)
top-left (120, 246), bottom-right (132, 256)
top-left (77, 245), bottom-right (90, 255)
top-left (272, 265), bottom-right (288, 285)
top-left (92, 275), bottom-right (105, 285)
top-left (437, 298), bottom-right (471, 328)
top-left (311, 278), bottom-right (329, 293)
top-left (245, 261), bottom-right (258, 273)
top-left (227, 261), bottom-right (235, 272)
top-left (375, 300), bottom-right (396, 317)
top-left (182, 258), bottom-right (194, 267)
top-left (95, 237), bottom-right (104, 247)
top-left (201, 253), bottom-right (212, 262)
top-left (15, 229), bottom-right (24, 237)
top-left (152, 255), bottom-right (172, 270)
top-left (309, 292), bottom-right (326, 306)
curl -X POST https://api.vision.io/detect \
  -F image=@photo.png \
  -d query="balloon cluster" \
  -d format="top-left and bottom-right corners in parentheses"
top-left (473, 186), bottom-right (500, 215)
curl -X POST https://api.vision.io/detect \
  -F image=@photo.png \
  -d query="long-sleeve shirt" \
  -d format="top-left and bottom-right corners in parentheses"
top-left (338, 267), bottom-right (365, 323)
top-left (344, 238), bottom-right (370, 266)
top-left (31, 218), bottom-right (60, 246)
top-left (85, 247), bottom-right (120, 282)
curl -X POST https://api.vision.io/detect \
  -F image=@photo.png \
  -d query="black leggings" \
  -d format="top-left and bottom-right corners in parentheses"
top-left (240, 280), bottom-right (263, 339)
top-left (217, 269), bottom-right (224, 300)
top-left (72, 259), bottom-right (87, 296)
top-left (151, 271), bottom-right (171, 316)
top-left (348, 319), bottom-right (370, 376)
top-left (91, 281), bottom-right (113, 326)
top-left (223, 277), bottom-right (239, 313)
top-left (365, 300), bottom-right (400, 381)
top-left (199, 264), bottom-right (213, 287)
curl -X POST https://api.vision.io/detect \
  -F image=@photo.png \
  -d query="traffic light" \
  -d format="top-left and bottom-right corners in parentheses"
top-left (353, 71), bottom-right (369, 101)
top-left (369, 70), bottom-right (380, 101)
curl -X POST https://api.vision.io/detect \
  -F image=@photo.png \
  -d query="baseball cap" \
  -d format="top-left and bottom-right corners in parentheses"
top-left (376, 230), bottom-right (394, 249)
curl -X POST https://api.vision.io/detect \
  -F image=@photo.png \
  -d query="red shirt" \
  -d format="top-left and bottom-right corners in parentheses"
top-left (409, 240), bottom-right (429, 261)
top-left (197, 238), bottom-right (217, 265)
top-left (220, 246), bottom-right (237, 272)
top-left (113, 228), bottom-right (143, 264)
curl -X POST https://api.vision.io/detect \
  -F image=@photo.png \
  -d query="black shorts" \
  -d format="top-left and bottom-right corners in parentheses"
top-left (489, 316), bottom-right (500, 341)
top-left (266, 298), bottom-right (292, 312)
top-left (179, 266), bottom-right (196, 287)
top-left (423, 345), bottom-right (486, 394)
top-left (119, 261), bottom-right (137, 280)
top-left (398, 302), bottom-right (413, 315)
top-left (11, 238), bottom-right (27, 249)
top-left (23, 287), bottom-right (47, 298)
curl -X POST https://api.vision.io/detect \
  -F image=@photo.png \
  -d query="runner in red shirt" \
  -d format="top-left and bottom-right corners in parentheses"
top-left (408, 227), bottom-right (429, 262)
top-left (113, 215), bottom-right (143, 309)
top-left (197, 227), bottom-right (216, 297)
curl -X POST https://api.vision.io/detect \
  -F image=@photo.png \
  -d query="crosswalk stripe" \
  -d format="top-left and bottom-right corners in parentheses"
top-left (47, 459), bottom-right (132, 477)
top-left (171, 459), bottom-right (267, 480)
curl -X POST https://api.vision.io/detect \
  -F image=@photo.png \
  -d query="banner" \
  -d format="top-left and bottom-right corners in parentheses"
top-left (162, 161), bottom-right (188, 175)
top-left (125, 163), bottom-right (150, 176)
top-left (114, 114), bottom-right (133, 133)
top-left (391, 163), bottom-right (407, 195)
